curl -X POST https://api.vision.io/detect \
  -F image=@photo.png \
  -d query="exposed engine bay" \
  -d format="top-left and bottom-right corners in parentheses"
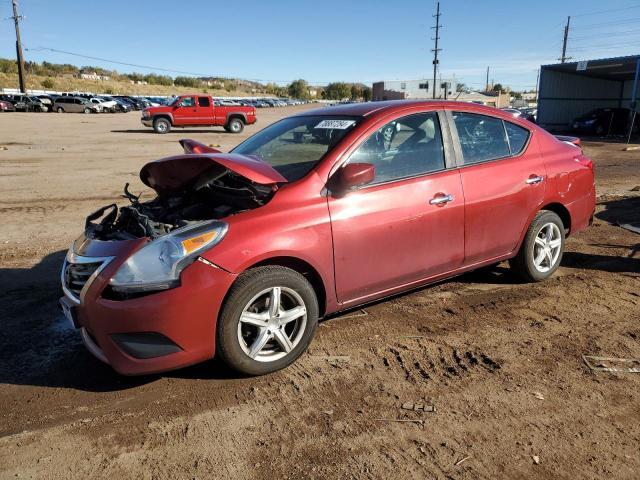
top-left (88, 171), bottom-right (274, 240)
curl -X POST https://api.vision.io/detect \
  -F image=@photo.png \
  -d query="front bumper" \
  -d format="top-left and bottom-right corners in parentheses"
top-left (60, 241), bottom-right (237, 375)
top-left (141, 117), bottom-right (152, 127)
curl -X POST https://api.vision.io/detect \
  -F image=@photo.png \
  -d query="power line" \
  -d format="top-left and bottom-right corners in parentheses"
top-left (25, 46), bottom-right (215, 77)
top-left (571, 4), bottom-right (640, 18)
top-left (569, 39), bottom-right (640, 51)
top-left (570, 28), bottom-right (640, 40)
top-left (574, 17), bottom-right (640, 29)
top-left (23, 45), bottom-right (373, 85)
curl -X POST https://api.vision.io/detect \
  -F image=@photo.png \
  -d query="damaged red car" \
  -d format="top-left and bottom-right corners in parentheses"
top-left (60, 101), bottom-right (596, 376)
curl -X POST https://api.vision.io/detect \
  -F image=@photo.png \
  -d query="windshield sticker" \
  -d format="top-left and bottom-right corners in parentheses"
top-left (314, 119), bottom-right (355, 130)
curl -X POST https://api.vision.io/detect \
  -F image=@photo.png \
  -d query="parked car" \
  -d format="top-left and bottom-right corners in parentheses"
top-left (60, 101), bottom-right (595, 376)
top-left (89, 97), bottom-right (118, 112)
top-left (570, 107), bottom-right (632, 136)
top-left (113, 95), bottom-right (147, 110)
top-left (53, 96), bottom-right (99, 113)
top-left (36, 95), bottom-right (56, 111)
top-left (141, 94), bottom-right (257, 133)
top-left (3, 94), bottom-right (48, 112)
top-left (0, 99), bottom-right (15, 112)
top-left (501, 107), bottom-right (536, 123)
top-left (107, 97), bottom-right (132, 113)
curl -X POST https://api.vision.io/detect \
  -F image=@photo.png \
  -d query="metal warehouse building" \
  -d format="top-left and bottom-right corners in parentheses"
top-left (537, 54), bottom-right (639, 134)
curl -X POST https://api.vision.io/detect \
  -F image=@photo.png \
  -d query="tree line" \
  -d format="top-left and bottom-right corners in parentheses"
top-left (1, 58), bottom-right (373, 99)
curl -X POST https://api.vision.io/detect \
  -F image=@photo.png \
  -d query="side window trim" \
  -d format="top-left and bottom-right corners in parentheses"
top-left (446, 110), bottom-right (532, 168)
top-left (502, 120), bottom-right (513, 156)
top-left (503, 119), bottom-right (532, 157)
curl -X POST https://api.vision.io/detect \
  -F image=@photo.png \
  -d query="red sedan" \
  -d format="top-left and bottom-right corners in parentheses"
top-left (60, 101), bottom-right (595, 376)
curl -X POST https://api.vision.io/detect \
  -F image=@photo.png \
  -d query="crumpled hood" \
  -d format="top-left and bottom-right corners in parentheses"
top-left (140, 152), bottom-right (288, 195)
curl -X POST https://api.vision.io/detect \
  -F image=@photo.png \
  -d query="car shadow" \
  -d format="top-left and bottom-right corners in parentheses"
top-left (0, 249), bottom-right (239, 392)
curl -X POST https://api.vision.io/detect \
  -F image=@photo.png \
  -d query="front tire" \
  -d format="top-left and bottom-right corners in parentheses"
top-left (153, 117), bottom-right (171, 134)
top-left (84, 107), bottom-right (92, 114)
top-left (56, 107), bottom-right (64, 113)
top-left (227, 117), bottom-right (244, 133)
top-left (509, 210), bottom-right (565, 282)
top-left (217, 266), bottom-right (318, 375)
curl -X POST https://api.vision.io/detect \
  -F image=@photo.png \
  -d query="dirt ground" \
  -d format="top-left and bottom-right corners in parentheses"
top-left (0, 107), bottom-right (639, 480)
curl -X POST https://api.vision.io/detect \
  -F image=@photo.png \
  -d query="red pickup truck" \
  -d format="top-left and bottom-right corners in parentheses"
top-left (141, 95), bottom-right (257, 134)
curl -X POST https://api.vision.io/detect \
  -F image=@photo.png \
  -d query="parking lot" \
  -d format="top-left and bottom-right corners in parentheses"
top-left (0, 107), bottom-right (639, 479)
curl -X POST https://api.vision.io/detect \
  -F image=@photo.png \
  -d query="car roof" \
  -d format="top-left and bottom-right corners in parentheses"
top-left (294, 100), bottom-right (508, 118)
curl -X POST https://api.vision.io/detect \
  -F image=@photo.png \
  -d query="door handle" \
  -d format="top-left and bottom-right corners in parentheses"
top-left (429, 194), bottom-right (454, 205)
top-left (526, 175), bottom-right (544, 185)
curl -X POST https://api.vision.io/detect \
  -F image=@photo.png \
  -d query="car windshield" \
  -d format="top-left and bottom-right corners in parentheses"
top-left (232, 115), bottom-right (361, 182)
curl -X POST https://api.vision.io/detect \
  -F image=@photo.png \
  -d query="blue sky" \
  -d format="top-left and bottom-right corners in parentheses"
top-left (2, 0), bottom-right (640, 91)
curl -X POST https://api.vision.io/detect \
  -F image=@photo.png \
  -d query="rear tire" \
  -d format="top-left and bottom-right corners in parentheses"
top-left (217, 266), bottom-right (318, 376)
top-left (153, 117), bottom-right (171, 134)
top-left (227, 117), bottom-right (244, 134)
top-left (84, 107), bottom-right (92, 114)
top-left (509, 210), bottom-right (565, 282)
top-left (56, 107), bottom-right (64, 113)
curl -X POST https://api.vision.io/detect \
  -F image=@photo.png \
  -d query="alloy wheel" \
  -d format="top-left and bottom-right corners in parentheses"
top-left (532, 222), bottom-right (562, 273)
top-left (237, 286), bottom-right (307, 362)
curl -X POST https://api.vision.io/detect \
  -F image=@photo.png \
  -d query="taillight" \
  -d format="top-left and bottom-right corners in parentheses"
top-left (574, 155), bottom-right (593, 170)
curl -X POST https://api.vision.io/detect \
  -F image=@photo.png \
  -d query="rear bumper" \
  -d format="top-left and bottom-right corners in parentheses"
top-left (566, 185), bottom-right (596, 235)
top-left (62, 245), bottom-right (237, 375)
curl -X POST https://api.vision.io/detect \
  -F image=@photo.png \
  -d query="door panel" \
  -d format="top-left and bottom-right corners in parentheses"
top-left (329, 171), bottom-right (464, 302)
top-left (451, 112), bottom-right (546, 264)
top-left (173, 97), bottom-right (197, 124)
top-left (194, 97), bottom-right (213, 125)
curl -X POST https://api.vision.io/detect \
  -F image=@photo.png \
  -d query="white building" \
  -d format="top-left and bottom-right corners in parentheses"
top-left (372, 78), bottom-right (456, 101)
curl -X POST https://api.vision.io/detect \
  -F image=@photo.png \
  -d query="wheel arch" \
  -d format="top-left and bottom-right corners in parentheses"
top-left (540, 202), bottom-right (572, 235)
top-left (153, 113), bottom-right (173, 125)
top-left (241, 256), bottom-right (327, 317)
top-left (226, 112), bottom-right (247, 124)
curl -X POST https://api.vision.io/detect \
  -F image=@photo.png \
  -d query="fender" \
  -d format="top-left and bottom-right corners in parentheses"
top-left (151, 112), bottom-right (174, 124)
top-left (225, 111), bottom-right (248, 123)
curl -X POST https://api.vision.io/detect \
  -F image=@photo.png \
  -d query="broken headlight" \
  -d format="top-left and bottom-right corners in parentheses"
top-left (110, 221), bottom-right (228, 293)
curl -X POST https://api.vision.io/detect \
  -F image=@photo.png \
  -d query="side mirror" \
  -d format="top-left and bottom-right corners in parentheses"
top-left (331, 163), bottom-right (375, 194)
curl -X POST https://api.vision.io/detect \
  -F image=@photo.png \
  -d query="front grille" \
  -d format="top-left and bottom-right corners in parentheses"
top-left (63, 260), bottom-right (103, 301)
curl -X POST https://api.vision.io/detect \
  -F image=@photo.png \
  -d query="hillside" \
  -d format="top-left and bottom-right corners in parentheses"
top-left (0, 72), bottom-right (261, 96)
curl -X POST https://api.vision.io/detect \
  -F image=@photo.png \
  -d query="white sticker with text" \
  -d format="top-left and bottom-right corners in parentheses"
top-left (315, 119), bottom-right (355, 130)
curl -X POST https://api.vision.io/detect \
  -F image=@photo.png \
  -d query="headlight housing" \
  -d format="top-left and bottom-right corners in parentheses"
top-left (142, 110), bottom-right (150, 118)
top-left (110, 221), bottom-right (228, 293)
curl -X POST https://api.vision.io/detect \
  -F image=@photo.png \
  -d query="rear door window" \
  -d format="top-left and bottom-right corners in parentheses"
top-left (198, 97), bottom-right (211, 107)
top-left (452, 112), bottom-right (510, 164)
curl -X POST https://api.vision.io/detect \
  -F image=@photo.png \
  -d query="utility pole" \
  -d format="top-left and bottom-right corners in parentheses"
top-left (11, 0), bottom-right (27, 93)
top-left (560, 16), bottom-right (571, 63)
top-left (431, 1), bottom-right (442, 99)
top-left (485, 66), bottom-right (490, 92)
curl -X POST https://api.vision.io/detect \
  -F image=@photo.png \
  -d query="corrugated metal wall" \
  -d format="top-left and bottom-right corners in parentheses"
top-left (537, 69), bottom-right (623, 129)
